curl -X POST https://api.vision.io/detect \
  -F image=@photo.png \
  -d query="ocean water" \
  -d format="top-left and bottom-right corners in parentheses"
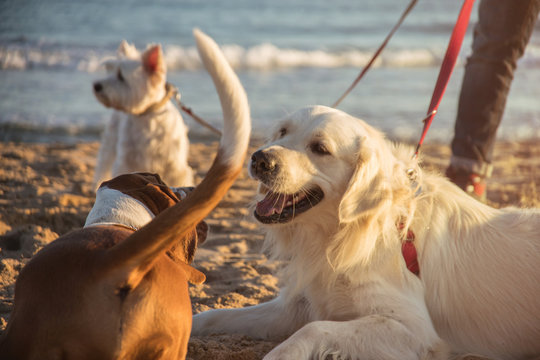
top-left (1, 0), bottom-right (540, 143)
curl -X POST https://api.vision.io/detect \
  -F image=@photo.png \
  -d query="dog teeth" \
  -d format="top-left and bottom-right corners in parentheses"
top-left (294, 193), bottom-right (306, 204)
top-left (286, 193), bottom-right (306, 208)
top-left (257, 191), bottom-right (309, 217)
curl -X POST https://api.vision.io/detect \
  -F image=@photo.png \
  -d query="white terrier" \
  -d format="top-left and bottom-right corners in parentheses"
top-left (92, 41), bottom-right (193, 191)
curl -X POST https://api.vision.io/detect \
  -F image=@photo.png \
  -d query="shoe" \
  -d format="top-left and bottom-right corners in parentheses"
top-left (445, 167), bottom-right (487, 202)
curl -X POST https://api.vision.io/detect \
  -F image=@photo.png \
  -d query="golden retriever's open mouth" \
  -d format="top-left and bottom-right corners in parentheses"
top-left (254, 186), bottom-right (324, 224)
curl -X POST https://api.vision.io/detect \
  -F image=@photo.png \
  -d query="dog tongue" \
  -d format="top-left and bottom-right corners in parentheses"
top-left (256, 192), bottom-right (289, 217)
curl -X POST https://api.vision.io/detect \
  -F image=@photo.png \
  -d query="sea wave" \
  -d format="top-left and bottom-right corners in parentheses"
top-left (3, 40), bottom-right (540, 72)
top-left (0, 41), bottom-right (447, 72)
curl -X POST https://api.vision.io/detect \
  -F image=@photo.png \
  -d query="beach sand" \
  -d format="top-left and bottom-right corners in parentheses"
top-left (0, 137), bottom-right (539, 359)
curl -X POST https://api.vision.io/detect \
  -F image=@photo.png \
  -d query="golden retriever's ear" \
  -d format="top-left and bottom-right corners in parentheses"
top-left (338, 149), bottom-right (390, 223)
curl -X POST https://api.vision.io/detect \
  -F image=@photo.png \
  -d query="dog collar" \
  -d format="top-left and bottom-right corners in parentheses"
top-left (402, 229), bottom-right (419, 276)
top-left (138, 82), bottom-right (177, 116)
top-left (398, 223), bottom-right (419, 276)
top-left (84, 222), bottom-right (138, 232)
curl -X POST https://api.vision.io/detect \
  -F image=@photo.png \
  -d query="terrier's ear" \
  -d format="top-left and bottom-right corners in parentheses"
top-left (142, 45), bottom-right (165, 74)
top-left (117, 40), bottom-right (139, 59)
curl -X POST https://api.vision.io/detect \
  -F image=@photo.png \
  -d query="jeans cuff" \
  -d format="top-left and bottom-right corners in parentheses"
top-left (449, 155), bottom-right (493, 177)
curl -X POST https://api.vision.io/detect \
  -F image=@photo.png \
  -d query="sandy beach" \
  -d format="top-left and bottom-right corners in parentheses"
top-left (0, 137), bottom-right (539, 359)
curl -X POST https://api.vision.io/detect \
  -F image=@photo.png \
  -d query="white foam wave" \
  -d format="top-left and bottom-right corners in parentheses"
top-left (144, 44), bottom-right (441, 70)
top-left (0, 42), bottom-right (445, 72)
top-left (3, 42), bottom-right (540, 72)
top-left (0, 47), bottom-right (71, 70)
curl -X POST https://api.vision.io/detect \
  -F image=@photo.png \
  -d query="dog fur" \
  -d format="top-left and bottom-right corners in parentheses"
top-left (0, 29), bottom-right (251, 360)
top-left (192, 105), bottom-right (540, 360)
top-left (92, 39), bottom-right (193, 190)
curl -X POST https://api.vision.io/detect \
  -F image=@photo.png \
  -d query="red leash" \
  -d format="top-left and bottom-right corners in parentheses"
top-left (401, 0), bottom-right (475, 278)
top-left (413, 0), bottom-right (475, 158)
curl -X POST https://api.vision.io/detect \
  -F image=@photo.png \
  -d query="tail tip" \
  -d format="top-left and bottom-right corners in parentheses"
top-left (193, 28), bottom-right (208, 43)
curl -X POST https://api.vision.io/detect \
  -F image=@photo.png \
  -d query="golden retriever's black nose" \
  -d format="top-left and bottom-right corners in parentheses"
top-left (251, 150), bottom-right (277, 178)
top-left (93, 82), bottom-right (103, 92)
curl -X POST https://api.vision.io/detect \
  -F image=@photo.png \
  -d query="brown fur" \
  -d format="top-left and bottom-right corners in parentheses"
top-left (0, 153), bottom-right (242, 359)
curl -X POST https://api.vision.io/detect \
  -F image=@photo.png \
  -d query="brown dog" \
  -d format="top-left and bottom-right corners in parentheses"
top-left (0, 29), bottom-right (251, 360)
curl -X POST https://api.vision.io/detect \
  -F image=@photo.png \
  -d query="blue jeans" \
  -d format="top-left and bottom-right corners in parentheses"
top-left (450, 0), bottom-right (540, 176)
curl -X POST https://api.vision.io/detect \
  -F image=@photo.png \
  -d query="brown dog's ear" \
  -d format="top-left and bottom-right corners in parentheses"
top-left (338, 144), bottom-right (390, 224)
top-left (166, 220), bottom-right (208, 265)
top-left (142, 45), bottom-right (165, 74)
top-left (179, 262), bottom-right (206, 284)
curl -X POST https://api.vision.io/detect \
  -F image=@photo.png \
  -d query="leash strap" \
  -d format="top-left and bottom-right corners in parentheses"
top-left (414, 0), bottom-right (475, 158)
top-left (177, 98), bottom-right (222, 136)
top-left (332, 0), bottom-right (418, 108)
top-left (167, 83), bottom-right (223, 136)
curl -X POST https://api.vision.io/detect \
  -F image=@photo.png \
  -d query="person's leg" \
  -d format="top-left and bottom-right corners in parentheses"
top-left (448, 0), bottom-right (540, 199)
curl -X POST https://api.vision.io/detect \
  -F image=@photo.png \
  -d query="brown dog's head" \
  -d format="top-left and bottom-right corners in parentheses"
top-left (95, 172), bottom-right (208, 267)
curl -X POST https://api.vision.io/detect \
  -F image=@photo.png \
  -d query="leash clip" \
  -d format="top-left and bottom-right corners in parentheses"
top-left (421, 109), bottom-right (437, 124)
top-left (173, 90), bottom-right (181, 103)
top-left (167, 83), bottom-right (183, 103)
top-left (406, 168), bottom-right (417, 181)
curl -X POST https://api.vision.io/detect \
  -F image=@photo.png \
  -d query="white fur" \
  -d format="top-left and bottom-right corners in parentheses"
top-left (192, 105), bottom-right (540, 360)
top-left (193, 29), bottom-right (250, 169)
top-left (84, 187), bottom-right (154, 230)
top-left (92, 41), bottom-right (193, 190)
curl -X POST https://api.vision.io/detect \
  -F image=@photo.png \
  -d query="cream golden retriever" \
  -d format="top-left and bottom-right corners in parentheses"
top-left (192, 105), bottom-right (540, 360)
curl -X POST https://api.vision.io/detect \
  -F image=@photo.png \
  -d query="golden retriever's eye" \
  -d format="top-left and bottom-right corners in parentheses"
top-left (278, 127), bottom-right (287, 138)
top-left (117, 69), bottom-right (124, 82)
top-left (310, 142), bottom-right (331, 156)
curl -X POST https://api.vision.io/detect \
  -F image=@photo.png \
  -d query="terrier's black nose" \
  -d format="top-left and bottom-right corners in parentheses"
top-left (93, 83), bottom-right (103, 92)
top-left (251, 150), bottom-right (277, 177)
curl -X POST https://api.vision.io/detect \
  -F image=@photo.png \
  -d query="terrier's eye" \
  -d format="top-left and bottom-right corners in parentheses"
top-left (278, 127), bottom-right (287, 138)
top-left (310, 142), bottom-right (331, 156)
top-left (117, 69), bottom-right (124, 82)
